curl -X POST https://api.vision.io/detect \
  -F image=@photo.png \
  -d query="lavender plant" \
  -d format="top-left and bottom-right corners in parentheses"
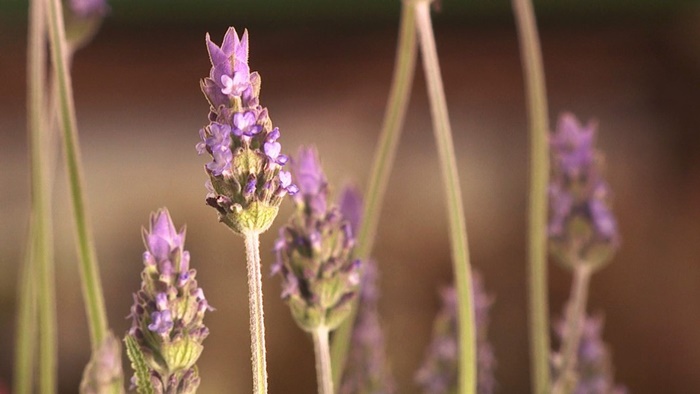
top-left (196, 27), bottom-right (296, 393)
top-left (415, 272), bottom-right (496, 394)
top-left (273, 147), bottom-right (362, 394)
top-left (15, 0), bottom-right (121, 391)
top-left (10, 1), bottom-right (637, 391)
top-left (337, 187), bottom-right (395, 394)
top-left (553, 314), bottom-right (626, 394)
top-left (197, 27), bottom-right (296, 236)
top-left (511, 0), bottom-right (552, 390)
top-left (125, 209), bottom-right (211, 394)
top-left (547, 114), bottom-right (621, 394)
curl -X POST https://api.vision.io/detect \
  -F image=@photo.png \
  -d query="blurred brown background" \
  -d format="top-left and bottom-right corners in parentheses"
top-left (2, 0), bottom-right (700, 392)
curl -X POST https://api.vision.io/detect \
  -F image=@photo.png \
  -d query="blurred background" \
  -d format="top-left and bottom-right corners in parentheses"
top-left (2, 0), bottom-right (700, 392)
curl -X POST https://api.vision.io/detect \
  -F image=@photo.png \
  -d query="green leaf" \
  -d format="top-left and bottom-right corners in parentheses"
top-left (124, 336), bottom-right (156, 394)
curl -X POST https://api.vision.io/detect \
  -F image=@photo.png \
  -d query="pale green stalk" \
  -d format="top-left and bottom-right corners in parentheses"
top-left (414, 1), bottom-right (476, 392)
top-left (22, 0), bottom-right (58, 391)
top-left (15, 219), bottom-right (39, 394)
top-left (244, 232), bottom-right (268, 394)
top-left (312, 327), bottom-right (333, 394)
top-left (44, 0), bottom-right (110, 350)
top-left (330, 2), bottom-right (417, 386)
top-left (552, 265), bottom-right (592, 394)
top-left (511, 0), bottom-right (551, 392)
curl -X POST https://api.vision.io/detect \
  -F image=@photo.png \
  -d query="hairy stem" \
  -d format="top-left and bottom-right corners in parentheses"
top-left (313, 327), bottom-right (333, 394)
top-left (330, 2), bottom-right (417, 386)
top-left (512, 0), bottom-right (552, 392)
top-left (552, 265), bottom-right (592, 394)
top-left (244, 232), bottom-right (268, 394)
top-left (45, 0), bottom-right (109, 349)
top-left (414, 1), bottom-right (476, 392)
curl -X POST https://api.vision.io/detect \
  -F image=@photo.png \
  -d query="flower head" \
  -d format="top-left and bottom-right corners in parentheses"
top-left (198, 28), bottom-right (295, 235)
top-left (79, 332), bottom-right (124, 394)
top-left (415, 271), bottom-right (496, 394)
top-left (125, 209), bottom-right (211, 393)
top-left (67, 0), bottom-right (109, 19)
top-left (273, 147), bottom-right (361, 332)
top-left (337, 187), bottom-right (395, 394)
top-left (340, 260), bottom-right (395, 394)
top-left (552, 314), bottom-right (627, 394)
top-left (548, 113), bottom-right (619, 269)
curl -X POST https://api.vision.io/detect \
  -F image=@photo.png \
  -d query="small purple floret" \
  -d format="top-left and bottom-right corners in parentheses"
top-left (232, 111), bottom-right (261, 137)
top-left (148, 310), bottom-right (173, 335)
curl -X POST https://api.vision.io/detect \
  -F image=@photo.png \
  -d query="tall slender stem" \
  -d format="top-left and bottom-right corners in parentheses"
top-left (512, 0), bottom-right (552, 392)
top-left (24, 0), bottom-right (57, 391)
top-left (244, 232), bottom-right (268, 394)
top-left (44, 0), bottom-right (109, 349)
top-left (414, 1), bottom-right (476, 392)
top-left (15, 220), bottom-right (39, 394)
top-left (552, 265), bottom-right (592, 394)
top-left (330, 3), bottom-right (417, 385)
top-left (312, 327), bottom-right (334, 394)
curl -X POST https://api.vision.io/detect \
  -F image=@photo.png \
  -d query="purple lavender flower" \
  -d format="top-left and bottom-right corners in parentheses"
top-left (292, 147), bottom-right (329, 217)
top-left (79, 332), bottom-right (124, 394)
top-left (340, 260), bottom-right (395, 394)
top-left (273, 147), bottom-right (361, 332)
top-left (337, 187), bottom-right (395, 394)
top-left (198, 28), bottom-right (295, 235)
top-left (67, 0), bottom-right (109, 19)
top-left (415, 271), bottom-right (496, 394)
top-left (125, 209), bottom-right (211, 393)
top-left (548, 113), bottom-right (619, 269)
top-left (552, 314), bottom-right (627, 394)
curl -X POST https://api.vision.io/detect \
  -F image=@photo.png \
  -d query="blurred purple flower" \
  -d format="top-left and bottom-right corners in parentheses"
top-left (340, 259), bottom-right (395, 394)
top-left (548, 113), bottom-right (619, 268)
top-left (273, 147), bottom-right (361, 332)
top-left (553, 314), bottom-right (627, 394)
top-left (292, 147), bottom-right (328, 216)
top-left (415, 271), bottom-right (496, 394)
top-left (68, 0), bottom-right (109, 19)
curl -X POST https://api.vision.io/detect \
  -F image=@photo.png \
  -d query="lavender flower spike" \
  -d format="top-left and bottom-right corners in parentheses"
top-left (338, 186), bottom-right (395, 394)
top-left (125, 209), bottom-right (211, 394)
top-left (415, 271), bottom-right (496, 394)
top-left (548, 113), bottom-right (620, 270)
top-left (273, 147), bottom-right (361, 332)
top-left (552, 314), bottom-right (627, 394)
top-left (198, 28), bottom-right (295, 235)
top-left (80, 332), bottom-right (124, 394)
top-left (340, 260), bottom-right (395, 394)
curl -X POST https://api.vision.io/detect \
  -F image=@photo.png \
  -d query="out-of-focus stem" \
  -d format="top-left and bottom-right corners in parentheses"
top-left (24, 0), bottom-right (57, 391)
top-left (45, 0), bottom-right (110, 349)
top-left (244, 232), bottom-right (268, 394)
top-left (414, 1), bottom-right (476, 393)
top-left (312, 327), bottom-right (333, 394)
top-left (512, 0), bottom-right (551, 392)
top-left (15, 219), bottom-right (39, 394)
top-left (330, 1), bottom-right (418, 386)
top-left (552, 265), bottom-right (592, 394)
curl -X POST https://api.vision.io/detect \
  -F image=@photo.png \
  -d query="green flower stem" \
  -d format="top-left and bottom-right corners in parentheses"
top-left (414, 1), bottom-right (476, 393)
top-left (330, 2), bottom-right (417, 386)
top-left (244, 232), bottom-right (268, 394)
top-left (45, 0), bottom-right (109, 349)
top-left (22, 0), bottom-right (58, 391)
top-left (511, 0), bottom-right (552, 392)
top-left (552, 265), bottom-right (592, 394)
top-left (312, 327), bottom-right (333, 394)
top-left (15, 220), bottom-right (39, 394)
